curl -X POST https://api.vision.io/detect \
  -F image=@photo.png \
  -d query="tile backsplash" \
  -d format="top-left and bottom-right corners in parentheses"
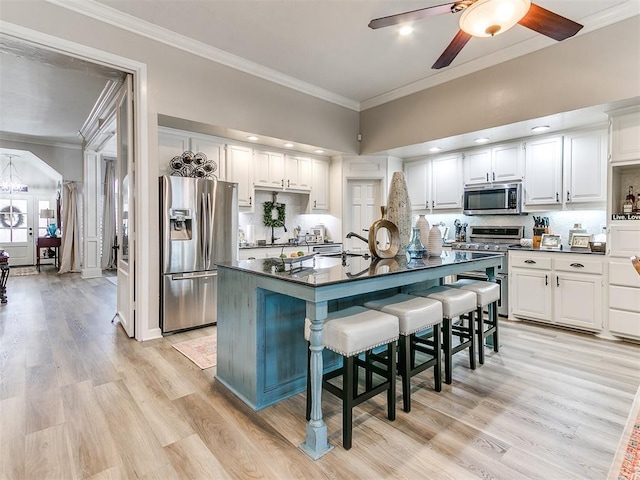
top-left (238, 190), bottom-right (340, 244)
top-left (420, 210), bottom-right (606, 244)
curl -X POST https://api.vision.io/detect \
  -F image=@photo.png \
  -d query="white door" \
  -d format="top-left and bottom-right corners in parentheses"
top-left (346, 179), bottom-right (380, 253)
top-left (115, 76), bottom-right (135, 337)
top-left (0, 195), bottom-right (35, 266)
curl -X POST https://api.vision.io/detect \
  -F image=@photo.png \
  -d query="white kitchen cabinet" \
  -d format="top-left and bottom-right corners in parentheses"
top-left (607, 258), bottom-right (640, 339)
top-left (563, 129), bottom-right (607, 204)
top-left (509, 251), bottom-right (603, 332)
top-left (523, 136), bottom-right (563, 205)
top-left (405, 159), bottom-right (431, 210)
top-left (254, 150), bottom-right (285, 189)
top-left (227, 144), bottom-right (254, 208)
top-left (608, 225), bottom-right (640, 257)
top-left (308, 159), bottom-right (329, 211)
top-left (285, 155), bottom-right (312, 191)
top-left (610, 108), bottom-right (640, 163)
top-left (463, 142), bottom-right (524, 185)
top-left (432, 154), bottom-right (463, 209)
top-left (158, 128), bottom-right (225, 179)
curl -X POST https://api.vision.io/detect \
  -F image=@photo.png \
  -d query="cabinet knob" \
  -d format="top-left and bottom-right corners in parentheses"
top-left (486, 173), bottom-right (489, 182)
top-left (555, 192), bottom-right (559, 202)
top-left (492, 172), bottom-right (495, 181)
top-left (566, 191), bottom-right (570, 202)
top-left (314, 200), bottom-right (317, 208)
top-left (249, 196), bottom-right (252, 206)
top-left (545, 274), bottom-right (548, 286)
top-left (556, 276), bottom-right (560, 287)
top-left (287, 180), bottom-right (290, 188)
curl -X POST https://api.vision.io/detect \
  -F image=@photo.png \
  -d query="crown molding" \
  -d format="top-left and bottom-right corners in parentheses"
top-left (360, 3), bottom-right (640, 111)
top-left (0, 131), bottom-right (82, 149)
top-left (46, 0), bottom-right (360, 112)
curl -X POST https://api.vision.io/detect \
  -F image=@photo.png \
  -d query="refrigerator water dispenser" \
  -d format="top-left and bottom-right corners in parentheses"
top-left (170, 208), bottom-right (192, 240)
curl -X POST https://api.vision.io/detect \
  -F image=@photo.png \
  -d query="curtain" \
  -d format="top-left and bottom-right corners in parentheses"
top-left (101, 160), bottom-right (116, 269)
top-left (59, 182), bottom-right (80, 273)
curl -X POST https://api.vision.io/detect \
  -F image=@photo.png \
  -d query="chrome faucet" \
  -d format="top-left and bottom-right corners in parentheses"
top-left (346, 232), bottom-right (368, 244)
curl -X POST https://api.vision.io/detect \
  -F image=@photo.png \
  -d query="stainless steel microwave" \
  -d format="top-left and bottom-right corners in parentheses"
top-left (463, 182), bottom-right (523, 215)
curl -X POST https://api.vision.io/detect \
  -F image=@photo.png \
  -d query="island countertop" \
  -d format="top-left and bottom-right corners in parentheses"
top-left (217, 250), bottom-right (505, 288)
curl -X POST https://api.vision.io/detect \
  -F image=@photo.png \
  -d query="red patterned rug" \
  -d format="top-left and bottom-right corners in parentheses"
top-left (609, 386), bottom-right (640, 480)
top-left (172, 335), bottom-right (217, 369)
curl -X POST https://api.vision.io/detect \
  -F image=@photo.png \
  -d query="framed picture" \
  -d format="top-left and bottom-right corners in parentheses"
top-left (540, 233), bottom-right (562, 250)
top-left (570, 233), bottom-right (593, 250)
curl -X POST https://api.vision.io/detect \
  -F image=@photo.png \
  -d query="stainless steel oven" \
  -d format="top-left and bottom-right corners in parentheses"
top-left (450, 225), bottom-right (524, 317)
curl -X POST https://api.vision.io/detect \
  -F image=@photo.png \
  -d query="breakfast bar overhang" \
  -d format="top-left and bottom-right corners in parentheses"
top-left (216, 251), bottom-right (504, 459)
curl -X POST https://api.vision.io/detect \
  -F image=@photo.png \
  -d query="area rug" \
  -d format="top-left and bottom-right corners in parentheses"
top-left (608, 385), bottom-right (640, 479)
top-left (11, 266), bottom-right (39, 276)
top-left (172, 335), bottom-right (217, 369)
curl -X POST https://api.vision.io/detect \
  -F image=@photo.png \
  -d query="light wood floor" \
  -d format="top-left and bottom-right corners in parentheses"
top-left (1, 269), bottom-right (639, 479)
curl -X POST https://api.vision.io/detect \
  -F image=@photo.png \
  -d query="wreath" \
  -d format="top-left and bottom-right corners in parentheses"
top-left (263, 201), bottom-right (286, 228)
top-left (0, 206), bottom-right (24, 228)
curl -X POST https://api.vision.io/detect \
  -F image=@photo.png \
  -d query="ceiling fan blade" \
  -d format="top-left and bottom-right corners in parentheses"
top-left (368, 2), bottom-right (456, 29)
top-left (432, 30), bottom-right (472, 69)
top-left (518, 3), bottom-right (583, 41)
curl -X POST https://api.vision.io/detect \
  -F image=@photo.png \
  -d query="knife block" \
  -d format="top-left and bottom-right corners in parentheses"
top-left (532, 227), bottom-right (547, 249)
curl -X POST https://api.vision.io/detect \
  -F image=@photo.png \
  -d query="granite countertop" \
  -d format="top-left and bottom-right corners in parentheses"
top-left (217, 250), bottom-right (504, 287)
top-left (508, 246), bottom-right (605, 255)
top-left (239, 242), bottom-right (342, 250)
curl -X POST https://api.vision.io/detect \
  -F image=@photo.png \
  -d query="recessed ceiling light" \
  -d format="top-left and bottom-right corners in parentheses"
top-left (429, 146), bottom-right (442, 152)
top-left (399, 25), bottom-right (413, 36)
top-left (475, 137), bottom-right (490, 144)
top-left (283, 143), bottom-right (294, 148)
top-left (247, 135), bottom-right (259, 141)
top-left (531, 125), bottom-right (550, 133)
top-left (314, 149), bottom-right (324, 154)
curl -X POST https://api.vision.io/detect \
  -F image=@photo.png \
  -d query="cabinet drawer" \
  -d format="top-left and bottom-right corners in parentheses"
top-left (609, 285), bottom-right (640, 312)
top-left (609, 309), bottom-right (640, 339)
top-left (554, 257), bottom-right (602, 275)
top-left (609, 226), bottom-right (640, 257)
top-left (609, 261), bottom-right (640, 287)
top-left (510, 256), bottom-right (552, 270)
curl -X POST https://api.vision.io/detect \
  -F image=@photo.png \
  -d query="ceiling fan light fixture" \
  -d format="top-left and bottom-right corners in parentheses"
top-left (459, 0), bottom-right (531, 37)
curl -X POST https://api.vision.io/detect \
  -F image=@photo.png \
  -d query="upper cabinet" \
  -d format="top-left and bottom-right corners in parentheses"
top-left (563, 129), bottom-right (607, 204)
top-left (285, 155), bottom-right (312, 191)
top-left (463, 142), bottom-right (524, 185)
top-left (158, 128), bottom-right (225, 180)
top-left (405, 159), bottom-right (431, 210)
top-left (254, 150), bottom-right (285, 189)
top-left (226, 144), bottom-right (254, 209)
top-left (611, 108), bottom-right (640, 163)
top-left (308, 159), bottom-right (329, 211)
top-left (523, 136), bottom-right (563, 205)
top-left (432, 154), bottom-right (463, 209)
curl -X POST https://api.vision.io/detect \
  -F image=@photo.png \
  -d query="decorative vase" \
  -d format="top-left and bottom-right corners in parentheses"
top-left (386, 172), bottom-right (412, 256)
top-left (427, 224), bottom-right (443, 257)
top-left (406, 227), bottom-right (427, 264)
top-left (415, 214), bottom-right (429, 247)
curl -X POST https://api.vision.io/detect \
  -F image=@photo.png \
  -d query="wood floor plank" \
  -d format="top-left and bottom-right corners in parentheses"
top-left (94, 380), bottom-right (169, 478)
top-left (0, 395), bottom-right (26, 479)
top-left (61, 380), bottom-right (121, 478)
top-left (164, 433), bottom-right (231, 479)
top-left (25, 424), bottom-right (78, 480)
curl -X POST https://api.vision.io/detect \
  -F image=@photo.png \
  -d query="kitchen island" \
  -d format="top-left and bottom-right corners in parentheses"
top-left (216, 250), bottom-right (504, 459)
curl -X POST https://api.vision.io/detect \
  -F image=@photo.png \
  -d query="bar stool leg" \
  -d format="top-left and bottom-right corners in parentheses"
top-left (492, 302), bottom-right (499, 352)
top-left (443, 318), bottom-right (453, 385)
top-left (468, 311), bottom-right (476, 371)
top-left (433, 323), bottom-right (442, 392)
top-left (387, 341), bottom-right (396, 421)
top-left (343, 355), bottom-right (355, 450)
top-left (399, 335), bottom-right (411, 413)
top-left (476, 305), bottom-right (485, 365)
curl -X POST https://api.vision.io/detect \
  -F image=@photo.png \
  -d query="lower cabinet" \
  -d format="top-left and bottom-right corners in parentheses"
top-left (509, 251), bottom-right (604, 332)
top-left (608, 259), bottom-right (640, 339)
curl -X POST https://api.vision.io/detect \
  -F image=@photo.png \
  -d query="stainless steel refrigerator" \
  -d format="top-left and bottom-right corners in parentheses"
top-left (160, 175), bottom-right (238, 334)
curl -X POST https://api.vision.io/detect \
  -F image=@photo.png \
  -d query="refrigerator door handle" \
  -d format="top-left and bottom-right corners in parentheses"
top-left (172, 271), bottom-right (218, 280)
top-left (206, 192), bottom-right (213, 265)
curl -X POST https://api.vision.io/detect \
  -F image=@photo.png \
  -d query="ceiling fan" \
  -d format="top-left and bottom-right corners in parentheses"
top-left (368, 0), bottom-right (583, 69)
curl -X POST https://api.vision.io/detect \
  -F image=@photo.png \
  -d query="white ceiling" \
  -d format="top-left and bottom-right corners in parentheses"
top-left (1, 0), bottom-right (639, 154)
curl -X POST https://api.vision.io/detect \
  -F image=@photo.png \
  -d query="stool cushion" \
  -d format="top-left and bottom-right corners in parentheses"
top-left (364, 294), bottom-right (442, 336)
top-left (305, 306), bottom-right (399, 357)
top-left (448, 279), bottom-right (500, 306)
top-left (412, 286), bottom-right (476, 319)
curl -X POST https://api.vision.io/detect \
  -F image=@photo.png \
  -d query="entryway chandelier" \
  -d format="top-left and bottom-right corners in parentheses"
top-left (0, 155), bottom-right (28, 193)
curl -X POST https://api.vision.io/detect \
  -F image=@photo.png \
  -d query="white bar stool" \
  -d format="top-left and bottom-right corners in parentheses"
top-left (411, 286), bottom-right (477, 384)
top-left (364, 293), bottom-right (443, 413)
top-left (448, 279), bottom-right (500, 364)
top-left (304, 306), bottom-right (399, 450)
